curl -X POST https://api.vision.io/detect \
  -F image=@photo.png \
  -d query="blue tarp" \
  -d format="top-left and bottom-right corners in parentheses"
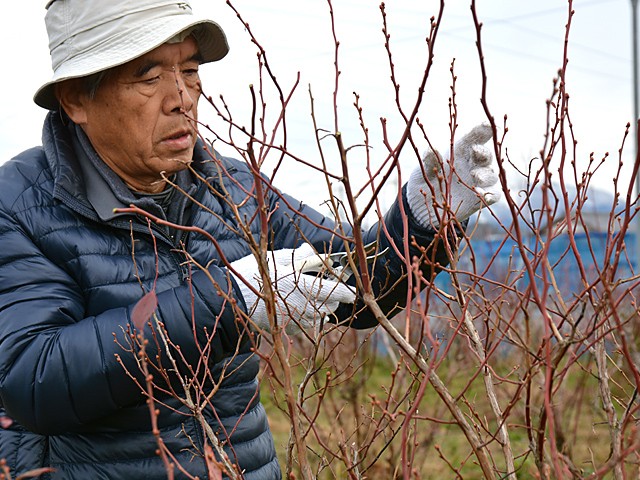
top-left (435, 231), bottom-right (636, 296)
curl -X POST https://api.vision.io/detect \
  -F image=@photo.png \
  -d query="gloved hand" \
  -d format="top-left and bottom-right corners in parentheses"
top-left (407, 124), bottom-right (501, 229)
top-left (230, 243), bottom-right (356, 334)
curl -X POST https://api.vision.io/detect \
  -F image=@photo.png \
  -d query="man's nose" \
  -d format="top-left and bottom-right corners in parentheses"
top-left (163, 71), bottom-right (196, 115)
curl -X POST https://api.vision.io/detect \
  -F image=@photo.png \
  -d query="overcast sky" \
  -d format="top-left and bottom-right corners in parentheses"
top-left (0, 0), bottom-right (634, 214)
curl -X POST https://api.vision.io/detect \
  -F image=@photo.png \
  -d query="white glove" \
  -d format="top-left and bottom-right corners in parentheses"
top-left (407, 124), bottom-right (501, 229)
top-left (230, 243), bottom-right (356, 334)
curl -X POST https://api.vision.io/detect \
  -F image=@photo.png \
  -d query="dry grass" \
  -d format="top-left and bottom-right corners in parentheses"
top-left (259, 327), bottom-right (637, 479)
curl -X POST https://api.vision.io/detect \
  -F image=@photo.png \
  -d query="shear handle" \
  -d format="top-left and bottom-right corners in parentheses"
top-left (294, 241), bottom-right (388, 280)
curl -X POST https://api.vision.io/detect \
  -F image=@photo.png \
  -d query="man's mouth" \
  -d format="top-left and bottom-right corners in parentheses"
top-left (166, 129), bottom-right (191, 140)
top-left (162, 129), bottom-right (193, 150)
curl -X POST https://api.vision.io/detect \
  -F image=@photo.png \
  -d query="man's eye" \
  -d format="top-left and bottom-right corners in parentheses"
top-left (143, 76), bottom-right (161, 85)
top-left (183, 68), bottom-right (199, 77)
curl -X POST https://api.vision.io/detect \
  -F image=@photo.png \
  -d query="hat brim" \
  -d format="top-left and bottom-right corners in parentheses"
top-left (34, 15), bottom-right (228, 111)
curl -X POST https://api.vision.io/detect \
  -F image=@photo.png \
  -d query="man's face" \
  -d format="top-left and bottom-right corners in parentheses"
top-left (67, 37), bottom-right (203, 193)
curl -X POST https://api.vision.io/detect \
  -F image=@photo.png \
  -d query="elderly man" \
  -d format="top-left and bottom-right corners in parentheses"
top-left (0, 1), bottom-right (500, 479)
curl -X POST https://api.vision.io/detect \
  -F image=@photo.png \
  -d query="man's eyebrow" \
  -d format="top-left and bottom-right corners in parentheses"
top-left (132, 52), bottom-right (203, 78)
top-left (187, 52), bottom-right (204, 64)
top-left (133, 60), bottom-right (161, 78)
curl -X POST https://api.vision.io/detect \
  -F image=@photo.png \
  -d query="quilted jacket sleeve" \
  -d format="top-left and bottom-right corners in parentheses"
top-left (0, 205), bottom-right (243, 435)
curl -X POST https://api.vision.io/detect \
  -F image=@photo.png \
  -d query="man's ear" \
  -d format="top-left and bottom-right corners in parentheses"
top-left (56, 79), bottom-right (88, 125)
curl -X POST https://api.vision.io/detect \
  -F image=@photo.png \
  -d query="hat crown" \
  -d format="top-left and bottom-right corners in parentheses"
top-left (34, 0), bottom-right (228, 110)
top-left (46, 0), bottom-right (193, 73)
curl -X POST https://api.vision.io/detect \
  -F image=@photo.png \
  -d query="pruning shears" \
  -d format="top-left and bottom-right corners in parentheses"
top-left (295, 241), bottom-right (389, 281)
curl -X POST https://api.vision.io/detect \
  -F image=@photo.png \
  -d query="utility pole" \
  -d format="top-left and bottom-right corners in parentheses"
top-left (632, 0), bottom-right (640, 268)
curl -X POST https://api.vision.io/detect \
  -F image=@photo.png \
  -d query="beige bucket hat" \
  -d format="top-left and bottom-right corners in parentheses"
top-left (34, 0), bottom-right (229, 110)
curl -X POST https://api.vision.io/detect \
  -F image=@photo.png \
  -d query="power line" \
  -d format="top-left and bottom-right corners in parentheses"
top-left (438, 30), bottom-right (630, 84)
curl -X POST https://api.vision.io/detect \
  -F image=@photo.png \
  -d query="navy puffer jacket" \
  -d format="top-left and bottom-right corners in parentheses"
top-left (0, 113), bottom-right (452, 479)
